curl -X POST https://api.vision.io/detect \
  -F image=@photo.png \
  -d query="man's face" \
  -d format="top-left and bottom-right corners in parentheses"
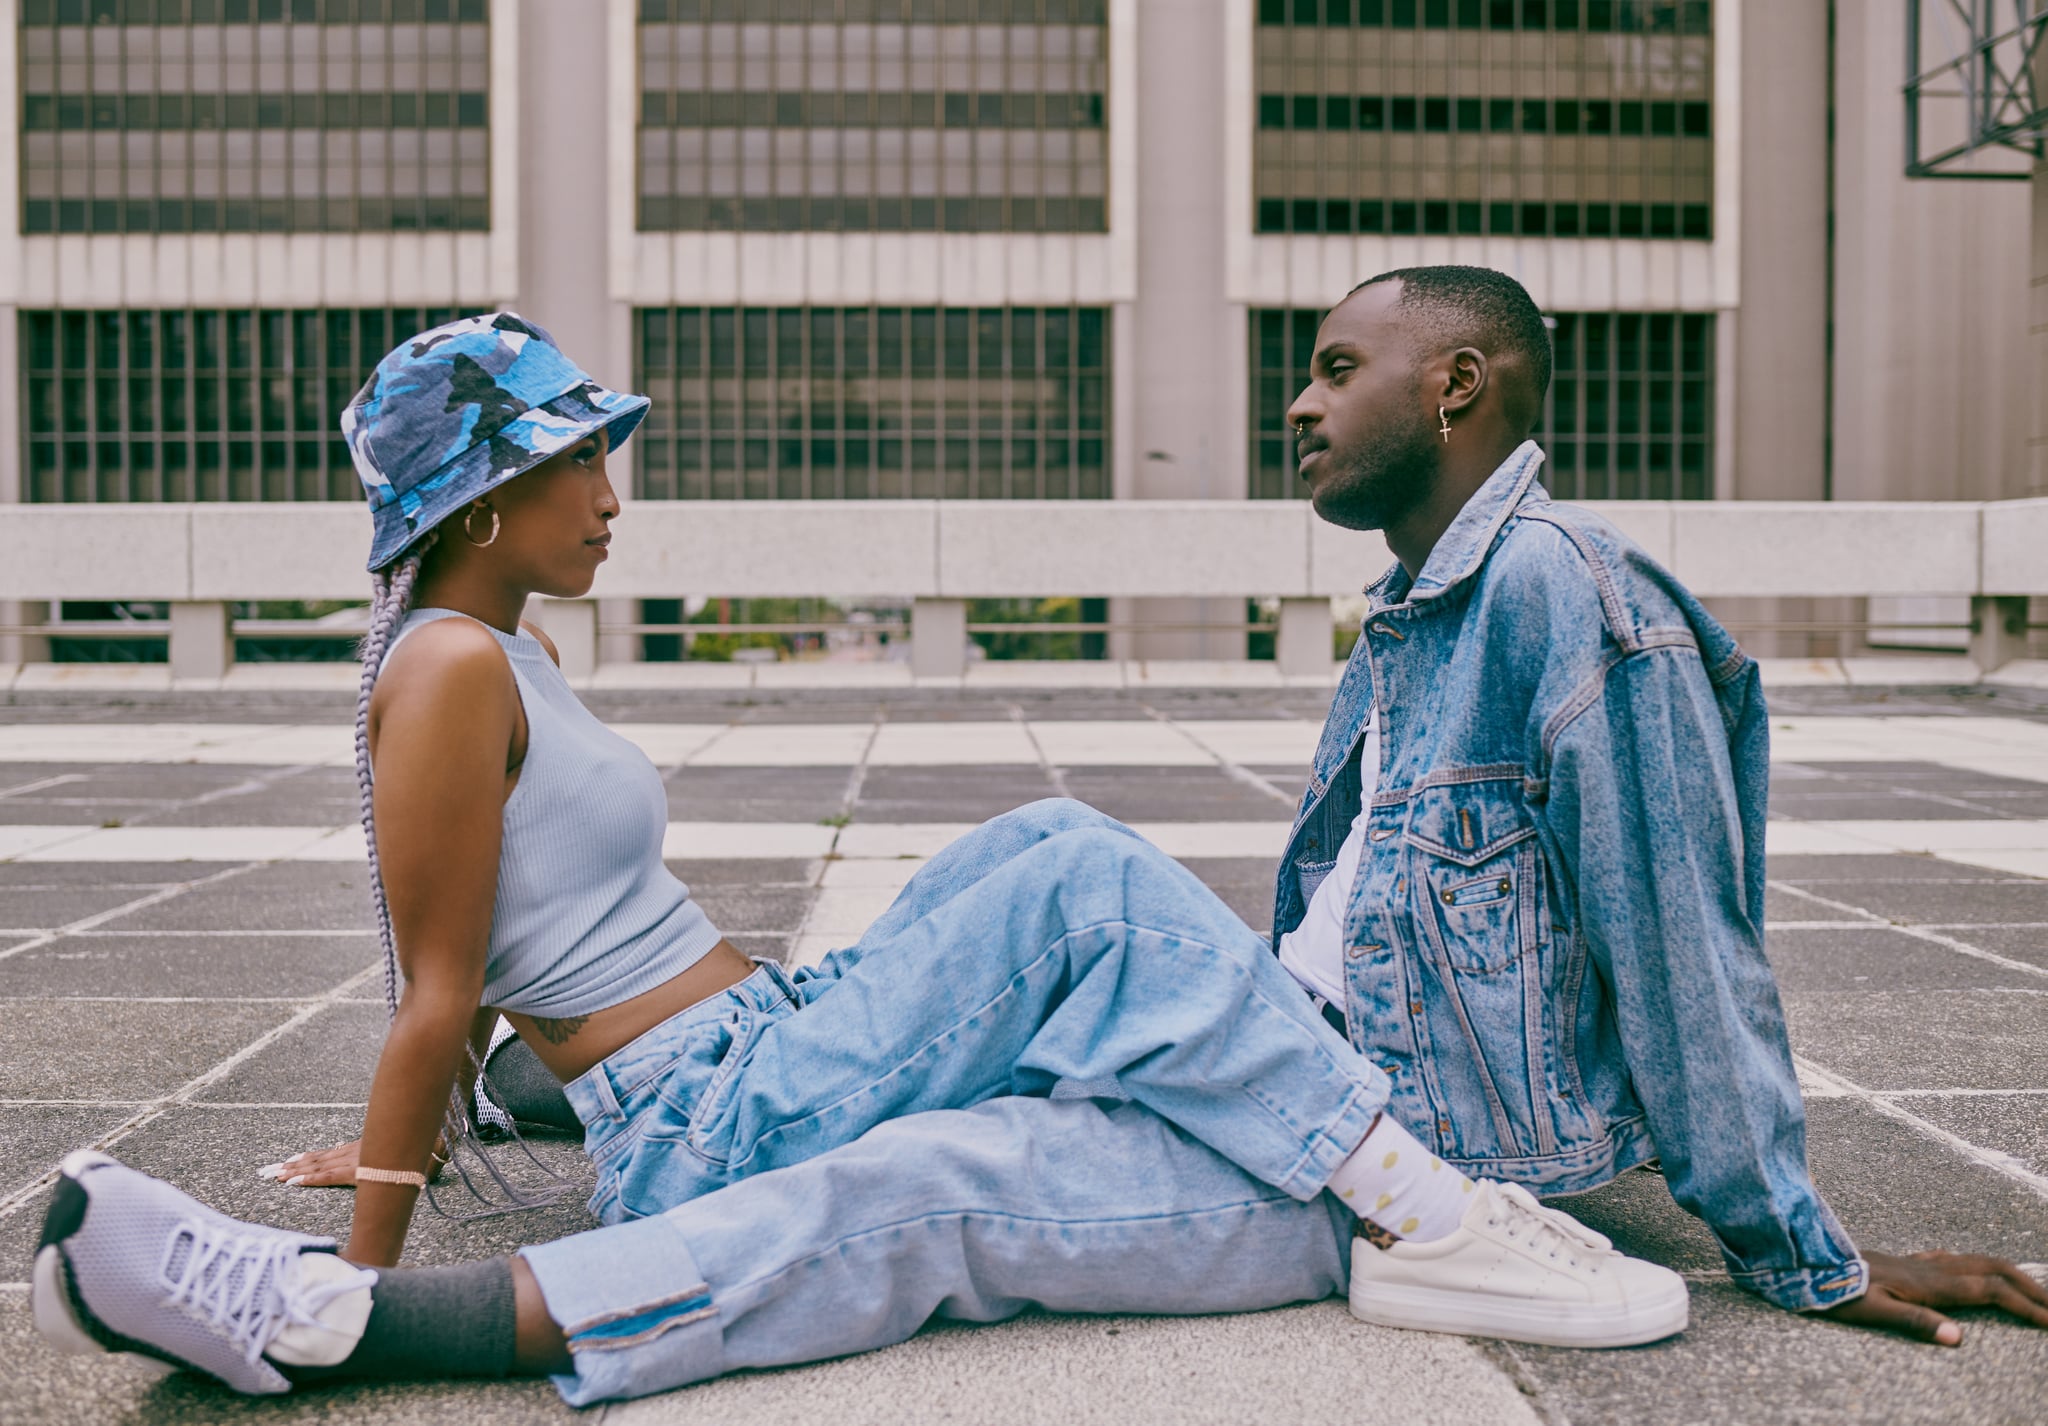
top-left (1284, 283), bottom-right (1440, 532)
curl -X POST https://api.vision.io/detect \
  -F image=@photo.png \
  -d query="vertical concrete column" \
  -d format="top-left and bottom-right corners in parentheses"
top-left (0, 301), bottom-right (42, 669)
top-left (532, 598), bottom-right (600, 682)
top-left (912, 598), bottom-right (968, 679)
top-left (518, 1), bottom-right (637, 667)
top-left (1123, 0), bottom-right (1243, 661)
top-left (168, 602), bottom-right (232, 681)
top-left (1273, 597), bottom-right (1334, 680)
top-left (2031, 157), bottom-right (2048, 498)
top-left (1970, 596), bottom-right (2030, 674)
top-left (1728, 0), bottom-right (1831, 657)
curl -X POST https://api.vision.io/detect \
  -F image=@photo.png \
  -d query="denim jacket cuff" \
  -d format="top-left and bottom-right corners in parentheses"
top-left (1729, 1255), bottom-right (1870, 1313)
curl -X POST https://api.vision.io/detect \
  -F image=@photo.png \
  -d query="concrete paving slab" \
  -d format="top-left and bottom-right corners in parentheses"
top-left (666, 858), bottom-right (819, 888)
top-left (1172, 718), bottom-right (1322, 767)
top-left (661, 823), bottom-right (838, 860)
top-left (15, 826), bottom-right (343, 864)
top-left (608, 1303), bottom-right (1537, 1426)
top-left (189, 1001), bottom-right (386, 1106)
top-left (0, 884), bottom-right (183, 929)
top-left (1058, 767), bottom-right (1293, 823)
top-left (665, 766), bottom-right (851, 823)
top-left (1898, 1094), bottom-right (2048, 1179)
top-left (689, 886), bottom-right (817, 936)
top-left (609, 723), bottom-right (730, 767)
top-left (1768, 853), bottom-right (2032, 882)
top-left (867, 721), bottom-right (1038, 765)
top-left (0, 1105), bottom-right (137, 1202)
top-left (0, 933), bottom-right (378, 999)
top-left (1782, 991), bottom-right (2048, 1093)
top-left (690, 725), bottom-right (873, 766)
top-left (110, 864), bottom-right (372, 934)
top-left (0, 998), bottom-right (300, 1101)
top-left (1763, 927), bottom-right (2048, 992)
top-left (1785, 878), bottom-right (2048, 924)
top-left (853, 765), bottom-right (1060, 823)
top-left (1029, 721), bottom-right (1213, 766)
top-left (1938, 925), bottom-right (2048, 970)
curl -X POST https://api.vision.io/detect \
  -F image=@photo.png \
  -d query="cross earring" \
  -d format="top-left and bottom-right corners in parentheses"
top-left (1438, 407), bottom-right (1452, 443)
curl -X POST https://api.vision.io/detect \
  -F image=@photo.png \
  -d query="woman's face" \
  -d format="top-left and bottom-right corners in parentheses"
top-left (474, 429), bottom-right (618, 598)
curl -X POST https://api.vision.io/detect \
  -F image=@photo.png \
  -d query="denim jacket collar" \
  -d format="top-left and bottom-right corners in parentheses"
top-left (1366, 439), bottom-right (1547, 607)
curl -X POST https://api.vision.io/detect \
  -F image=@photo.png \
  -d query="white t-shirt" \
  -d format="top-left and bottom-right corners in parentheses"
top-left (1276, 715), bottom-right (1379, 1010)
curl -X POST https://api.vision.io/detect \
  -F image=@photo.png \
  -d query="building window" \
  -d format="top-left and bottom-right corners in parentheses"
top-left (21, 305), bottom-right (475, 502)
top-left (1248, 306), bottom-right (1714, 501)
top-left (635, 1), bottom-right (1109, 233)
top-left (18, 0), bottom-right (490, 235)
top-left (636, 305), bottom-right (1110, 499)
top-left (1252, 1), bottom-right (1712, 238)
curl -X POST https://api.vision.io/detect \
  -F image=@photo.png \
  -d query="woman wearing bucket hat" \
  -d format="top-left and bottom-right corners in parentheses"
top-left (31, 313), bottom-right (1693, 1405)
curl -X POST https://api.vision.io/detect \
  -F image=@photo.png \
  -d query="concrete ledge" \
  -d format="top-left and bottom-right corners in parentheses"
top-left (7, 654), bottom-right (2033, 694)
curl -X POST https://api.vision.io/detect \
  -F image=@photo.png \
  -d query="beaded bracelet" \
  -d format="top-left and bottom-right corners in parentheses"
top-left (355, 1167), bottom-right (428, 1189)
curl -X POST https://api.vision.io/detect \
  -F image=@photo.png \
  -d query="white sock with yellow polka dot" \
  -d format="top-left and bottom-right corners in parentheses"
top-left (1325, 1112), bottom-right (1475, 1244)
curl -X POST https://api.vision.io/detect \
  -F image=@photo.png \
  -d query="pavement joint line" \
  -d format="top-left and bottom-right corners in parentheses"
top-left (1142, 703), bottom-right (1298, 808)
top-left (0, 858), bottom-right (275, 964)
top-left (0, 960), bottom-right (382, 1224)
top-left (1780, 765), bottom-right (2034, 821)
top-left (1871, 1087), bottom-right (2048, 1097)
top-left (63, 929), bottom-right (379, 938)
top-left (1793, 1056), bottom-right (2048, 1202)
top-left (1015, 700), bottom-right (1081, 803)
top-left (0, 771), bottom-right (89, 800)
top-left (784, 717), bottom-right (882, 966)
top-left (0, 995), bottom-right (361, 1004)
top-left (1766, 880), bottom-right (2048, 982)
top-left (1011, 702), bottom-right (1074, 800)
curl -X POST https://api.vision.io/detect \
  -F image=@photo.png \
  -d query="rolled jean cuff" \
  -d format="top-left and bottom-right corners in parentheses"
top-left (518, 1215), bottom-right (725, 1408)
top-left (1277, 1073), bottom-right (1389, 1201)
top-left (1732, 1255), bottom-right (1870, 1313)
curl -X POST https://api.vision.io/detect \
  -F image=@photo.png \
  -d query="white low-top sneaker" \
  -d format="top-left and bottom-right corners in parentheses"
top-left (1349, 1178), bottom-right (1688, 1348)
top-left (33, 1150), bottom-right (378, 1395)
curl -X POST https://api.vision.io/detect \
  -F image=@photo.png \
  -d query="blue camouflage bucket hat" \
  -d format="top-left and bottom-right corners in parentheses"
top-left (342, 311), bottom-right (650, 571)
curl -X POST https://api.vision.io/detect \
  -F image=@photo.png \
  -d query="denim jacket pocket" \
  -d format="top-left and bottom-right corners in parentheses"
top-left (1294, 856), bottom-right (1339, 907)
top-left (1403, 779), bottom-right (1539, 976)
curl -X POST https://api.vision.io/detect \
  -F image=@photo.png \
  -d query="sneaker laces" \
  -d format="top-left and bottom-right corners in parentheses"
top-left (157, 1220), bottom-right (369, 1367)
top-left (1483, 1181), bottom-right (1614, 1268)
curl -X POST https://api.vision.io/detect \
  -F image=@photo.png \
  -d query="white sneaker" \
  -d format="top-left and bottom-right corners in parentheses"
top-left (33, 1150), bottom-right (378, 1394)
top-left (1349, 1179), bottom-right (1688, 1348)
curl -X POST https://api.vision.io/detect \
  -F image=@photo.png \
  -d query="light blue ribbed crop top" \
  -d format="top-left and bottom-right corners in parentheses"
top-left (380, 608), bottom-right (724, 1017)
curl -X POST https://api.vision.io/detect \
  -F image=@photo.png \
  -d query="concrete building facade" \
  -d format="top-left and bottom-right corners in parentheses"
top-left (0, 0), bottom-right (2037, 666)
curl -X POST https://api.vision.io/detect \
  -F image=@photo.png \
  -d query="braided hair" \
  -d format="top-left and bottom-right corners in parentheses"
top-left (354, 528), bottom-right (568, 1217)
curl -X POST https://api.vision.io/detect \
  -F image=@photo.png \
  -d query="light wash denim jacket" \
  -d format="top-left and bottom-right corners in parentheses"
top-left (1275, 441), bottom-right (1868, 1312)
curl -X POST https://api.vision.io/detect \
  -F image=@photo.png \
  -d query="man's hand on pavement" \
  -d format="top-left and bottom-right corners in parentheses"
top-left (1820, 1250), bottom-right (2048, 1345)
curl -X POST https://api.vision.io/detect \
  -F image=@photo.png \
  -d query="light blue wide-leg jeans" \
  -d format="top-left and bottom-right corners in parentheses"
top-left (521, 799), bottom-right (1386, 1405)
top-left (522, 1096), bottom-right (1356, 1405)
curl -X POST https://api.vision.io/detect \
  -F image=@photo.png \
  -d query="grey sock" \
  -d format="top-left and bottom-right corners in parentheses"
top-left (279, 1256), bottom-right (517, 1384)
top-left (483, 1037), bottom-right (584, 1134)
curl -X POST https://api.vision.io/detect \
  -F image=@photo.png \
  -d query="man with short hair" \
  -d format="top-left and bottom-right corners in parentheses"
top-left (1280, 264), bottom-right (2048, 1342)
top-left (32, 270), bottom-right (2048, 1407)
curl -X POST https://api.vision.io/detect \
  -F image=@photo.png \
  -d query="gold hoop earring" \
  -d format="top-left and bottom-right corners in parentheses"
top-left (463, 503), bottom-right (499, 548)
top-left (1438, 407), bottom-right (1453, 443)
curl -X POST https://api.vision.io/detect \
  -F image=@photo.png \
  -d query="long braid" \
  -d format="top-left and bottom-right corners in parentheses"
top-left (354, 531), bottom-right (567, 1219)
top-left (354, 539), bottom-right (430, 1020)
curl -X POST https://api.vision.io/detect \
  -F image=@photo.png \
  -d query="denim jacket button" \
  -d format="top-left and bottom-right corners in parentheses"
top-left (1440, 889), bottom-right (1455, 905)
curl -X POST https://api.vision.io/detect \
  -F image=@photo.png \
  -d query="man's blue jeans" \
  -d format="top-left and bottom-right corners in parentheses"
top-left (520, 800), bottom-right (1387, 1406)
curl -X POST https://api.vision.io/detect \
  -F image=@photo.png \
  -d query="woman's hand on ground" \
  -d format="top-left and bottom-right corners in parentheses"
top-left (258, 1139), bottom-right (361, 1187)
top-left (258, 1139), bottom-right (446, 1188)
top-left (1819, 1250), bottom-right (2048, 1345)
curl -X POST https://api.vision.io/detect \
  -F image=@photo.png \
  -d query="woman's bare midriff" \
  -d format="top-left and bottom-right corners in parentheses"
top-left (500, 937), bottom-right (758, 1083)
